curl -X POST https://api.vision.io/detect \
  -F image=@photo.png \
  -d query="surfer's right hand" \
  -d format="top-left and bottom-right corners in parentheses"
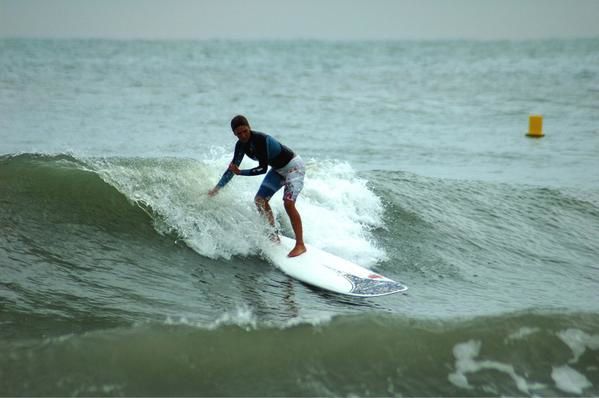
top-left (208, 187), bottom-right (219, 197)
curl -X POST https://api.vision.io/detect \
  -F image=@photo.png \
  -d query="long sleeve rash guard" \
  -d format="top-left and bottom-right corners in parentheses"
top-left (216, 131), bottom-right (295, 188)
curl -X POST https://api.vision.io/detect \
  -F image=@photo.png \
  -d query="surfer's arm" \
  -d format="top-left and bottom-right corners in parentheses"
top-left (237, 162), bottom-right (267, 176)
top-left (211, 143), bottom-right (245, 194)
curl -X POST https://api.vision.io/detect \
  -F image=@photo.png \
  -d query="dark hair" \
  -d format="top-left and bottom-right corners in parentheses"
top-left (230, 115), bottom-right (250, 131)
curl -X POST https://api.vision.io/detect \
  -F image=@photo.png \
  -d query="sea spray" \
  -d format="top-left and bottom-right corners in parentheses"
top-left (85, 154), bottom-right (387, 265)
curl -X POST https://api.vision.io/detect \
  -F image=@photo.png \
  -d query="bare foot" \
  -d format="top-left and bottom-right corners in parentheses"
top-left (287, 244), bottom-right (306, 257)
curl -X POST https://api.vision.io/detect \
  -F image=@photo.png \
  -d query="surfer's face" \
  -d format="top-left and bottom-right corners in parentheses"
top-left (233, 125), bottom-right (251, 143)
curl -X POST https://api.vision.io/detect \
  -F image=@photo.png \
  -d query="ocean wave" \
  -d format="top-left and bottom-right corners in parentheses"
top-left (0, 152), bottom-right (387, 264)
top-left (3, 152), bottom-right (599, 326)
top-left (370, 169), bottom-right (599, 285)
top-left (1, 311), bottom-right (598, 396)
top-left (0, 152), bottom-right (154, 234)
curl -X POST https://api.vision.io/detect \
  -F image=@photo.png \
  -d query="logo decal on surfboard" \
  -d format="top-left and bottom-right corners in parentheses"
top-left (343, 274), bottom-right (407, 296)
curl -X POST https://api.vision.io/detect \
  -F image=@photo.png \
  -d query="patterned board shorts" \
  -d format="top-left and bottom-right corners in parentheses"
top-left (256, 156), bottom-right (305, 202)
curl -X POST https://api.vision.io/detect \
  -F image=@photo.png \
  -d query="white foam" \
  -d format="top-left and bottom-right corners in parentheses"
top-left (280, 312), bottom-right (335, 329)
top-left (448, 340), bottom-right (481, 390)
top-left (505, 326), bottom-right (540, 342)
top-left (558, 328), bottom-right (599, 363)
top-left (448, 340), bottom-right (543, 394)
top-left (87, 154), bottom-right (387, 264)
top-left (552, 365), bottom-right (592, 395)
top-left (89, 155), bottom-right (275, 259)
top-left (289, 159), bottom-right (387, 266)
top-left (166, 305), bottom-right (258, 331)
top-left (165, 307), bottom-right (335, 331)
top-left (208, 305), bottom-right (258, 331)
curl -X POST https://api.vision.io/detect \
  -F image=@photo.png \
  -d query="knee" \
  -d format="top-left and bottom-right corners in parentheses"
top-left (283, 199), bottom-right (295, 212)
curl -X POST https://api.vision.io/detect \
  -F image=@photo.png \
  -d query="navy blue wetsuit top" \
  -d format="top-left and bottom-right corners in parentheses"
top-left (216, 131), bottom-right (295, 188)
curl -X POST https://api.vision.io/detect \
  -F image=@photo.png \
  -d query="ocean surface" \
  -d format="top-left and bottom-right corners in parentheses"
top-left (1, 38), bottom-right (599, 396)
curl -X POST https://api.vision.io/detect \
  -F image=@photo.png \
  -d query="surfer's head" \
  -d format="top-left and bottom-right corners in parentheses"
top-left (231, 115), bottom-right (251, 143)
top-left (231, 115), bottom-right (250, 131)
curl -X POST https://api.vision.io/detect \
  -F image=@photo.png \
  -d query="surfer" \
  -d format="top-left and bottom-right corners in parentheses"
top-left (208, 115), bottom-right (307, 257)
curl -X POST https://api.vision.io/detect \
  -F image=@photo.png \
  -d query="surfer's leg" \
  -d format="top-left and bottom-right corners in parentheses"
top-left (255, 196), bottom-right (275, 227)
top-left (284, 199), bottom-right (306, 257)
top-left (255, 169), bottom-right (285, 240)
top-left (282, 158), bottom-right (306, 257)
top-left (255, 196), bottom-right (280, 243)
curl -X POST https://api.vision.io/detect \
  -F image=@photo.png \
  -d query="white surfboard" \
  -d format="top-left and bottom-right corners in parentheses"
top-left (262, 236), bottom-right (408, 297)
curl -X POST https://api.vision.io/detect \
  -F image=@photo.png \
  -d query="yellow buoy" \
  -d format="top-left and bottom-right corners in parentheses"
top-left (526, 115), bottom-right (544, 137)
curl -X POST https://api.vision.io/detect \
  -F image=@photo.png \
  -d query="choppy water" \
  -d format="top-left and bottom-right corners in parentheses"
top-left (1, 38), bottom-right (599, 396)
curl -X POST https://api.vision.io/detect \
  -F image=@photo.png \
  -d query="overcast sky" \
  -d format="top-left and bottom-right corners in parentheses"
top-left (1, 0), bottom-right (599, 40)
